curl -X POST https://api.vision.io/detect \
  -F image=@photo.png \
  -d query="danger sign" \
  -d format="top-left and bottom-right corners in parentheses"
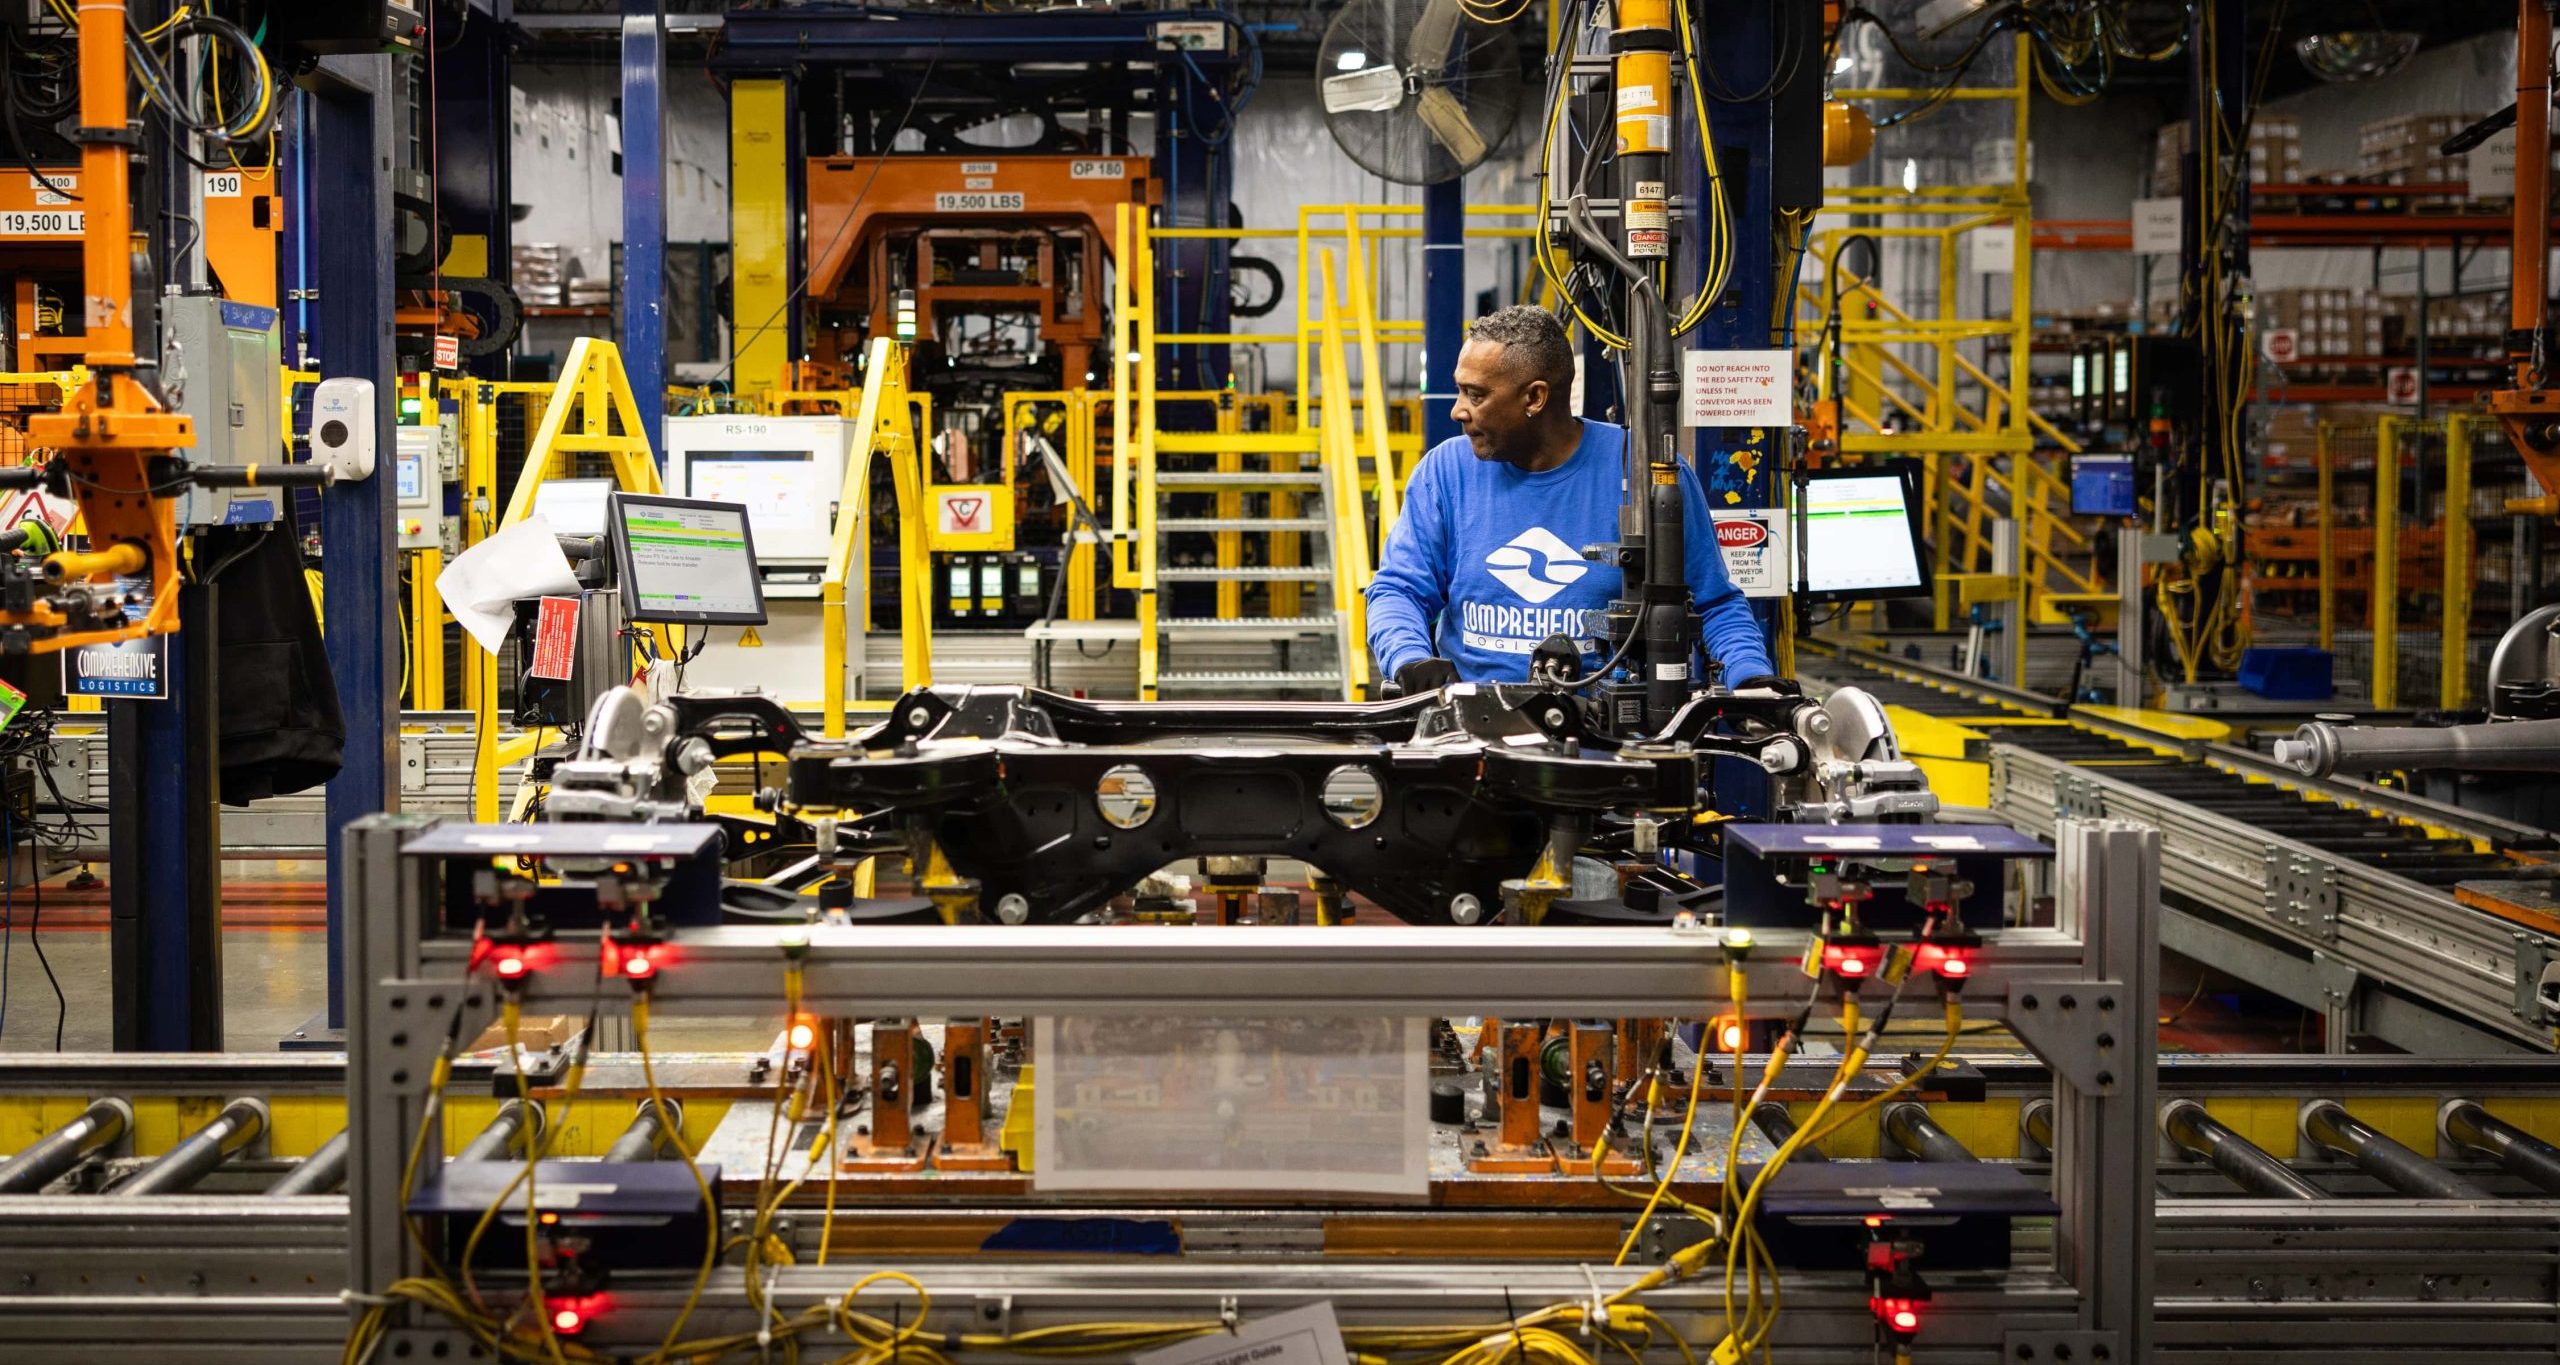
top-left (937, 491), bottom-right (989, 535)
top-left (528, 595), bottom-right (580, 682)
top-left (2386, 367), bottom-right (2420, 406)
top-left (1709, 509), bottom-right (1788, 599)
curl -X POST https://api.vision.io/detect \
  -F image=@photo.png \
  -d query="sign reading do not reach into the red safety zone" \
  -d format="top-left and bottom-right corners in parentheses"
top-left (1680, 350), bottom-right (1794, 428)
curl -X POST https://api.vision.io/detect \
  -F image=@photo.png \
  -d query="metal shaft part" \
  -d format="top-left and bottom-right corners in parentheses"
top-left (2442, 1100), bottom-right (2560, 1194)
top-left (602, 1099), bottom-right (681, 1164)
top-left (2022, 1098), bottom-right (2054, 1160)
top-left (2273, 716), bottom-right (2560, 777)
top-left (1750, 1102), bottom-right (1827, 1161)
top-left (2302, 1100), bottom-right (2489, 1199)
top-left (1883, 1103), bottom-right (1978, 1163)
top-left (0, 1098), bottom-right (132, 1193)
top-left (453, 1100), bottom-right (542, 1162)
top-left (107, 1099), bottom-right (268, 1196)
top-left (2162, 1099), bottom-right (2321, 1200)
top-left (265, 1129), bottom-right (350, 1197)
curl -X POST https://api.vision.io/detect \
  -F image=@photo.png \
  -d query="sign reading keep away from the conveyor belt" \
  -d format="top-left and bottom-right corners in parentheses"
top-left (62, 635), bottom-right (170, 700)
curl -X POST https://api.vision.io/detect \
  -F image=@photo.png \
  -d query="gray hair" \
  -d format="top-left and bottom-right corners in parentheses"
top-left (1467, 305), bottom-right (1575, 392)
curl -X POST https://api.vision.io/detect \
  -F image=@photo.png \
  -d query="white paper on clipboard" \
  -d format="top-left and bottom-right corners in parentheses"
top-left (1031, 1016), bottom-right (1430, 1197)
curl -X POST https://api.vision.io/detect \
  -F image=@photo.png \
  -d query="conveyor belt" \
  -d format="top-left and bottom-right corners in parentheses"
top-left (1955, 722), bottom-right (2522, 887)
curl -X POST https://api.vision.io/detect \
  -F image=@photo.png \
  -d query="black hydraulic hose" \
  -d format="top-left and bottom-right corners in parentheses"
top-left (2302, 1100), bottom-right (2489, 1200)
top-left (453, 1099), bottom-right (542, 1162)
top-left (2162, 1099), bottom-right (2322, 1200)
top-left (107, 1099), bottom-right (267, 1196)
top-left (1882, 1103), bottom-right (1978, 1163)
top-left (2442, 1100), bottom-right (2560, 1195)
top-left (601, 1099), bottom-right (680, 1164)
top-left (265, 1129), bottom-right (349, 1197)
top-left (0, 1098), bottom-right (131, 1193)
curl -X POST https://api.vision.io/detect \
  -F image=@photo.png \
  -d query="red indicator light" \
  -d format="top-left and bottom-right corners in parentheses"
top-left (1891, 1308), bottom-right (1919, 1332)
top-left (1717, 1021), bottom-right (1745, 1052)
top-left (1940, 956), bottom-right (1970, 977)
top-left (1837, 954), bottom-right (1869, 976)
top-left (551, 1305), bottom-right (584, 1334)
top-left (495, 955), bottom-right (527, 980)
top-left (622, 950), bottom-right (656, 980)
top-left (788, 1019), bottom-right (817, 1051)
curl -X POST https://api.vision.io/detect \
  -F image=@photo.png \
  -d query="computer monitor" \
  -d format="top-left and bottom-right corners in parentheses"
top-left (533, 478), bottom-right (614, 538)
top-left (665, 416), bottom-right (849, 563)
top-left (2069, 453), bottom-right (2139, 518)
top-left (1795, 465), bottom-right (1931, 602)
top-left (608, 492), bottom-right (769, 627)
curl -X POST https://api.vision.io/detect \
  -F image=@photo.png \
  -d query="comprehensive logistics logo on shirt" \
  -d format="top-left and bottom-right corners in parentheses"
top-left (1462, 526), bottom-right (1603, 656)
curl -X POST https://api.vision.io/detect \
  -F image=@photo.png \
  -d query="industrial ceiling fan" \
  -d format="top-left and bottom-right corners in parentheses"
top-left (1317, 0), bottom-right (1524, 186)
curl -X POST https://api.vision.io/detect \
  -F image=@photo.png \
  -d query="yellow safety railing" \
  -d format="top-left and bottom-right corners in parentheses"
top-left (1002, 390), bottom-right (1102, 620)
top-left (472, 339), bottom-right (669, 820)
top-left (1096, 201), bottom-right (1535, 697)
top-left (1316, 250), bottom-right (1374, 699)
top-left (1805, 35), bottom-right (2103, 622)
top-left (820, 335), bottom-right (934, 736)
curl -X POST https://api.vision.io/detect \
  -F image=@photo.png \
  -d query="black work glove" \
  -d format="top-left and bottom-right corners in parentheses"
top-left (1730, 674), bottom-right (1803, 696)
top-left (1393, 657), bottom-right (1462, 696)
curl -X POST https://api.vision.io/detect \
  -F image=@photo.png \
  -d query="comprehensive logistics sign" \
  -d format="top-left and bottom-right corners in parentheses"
top-left (63, 635), bottom-right (171, 699)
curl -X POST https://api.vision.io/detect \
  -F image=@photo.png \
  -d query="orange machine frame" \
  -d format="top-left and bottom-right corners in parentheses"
top-left (803, 154), bottom-right (1153, 384)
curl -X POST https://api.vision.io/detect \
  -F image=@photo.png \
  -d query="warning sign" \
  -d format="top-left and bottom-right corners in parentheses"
top-left (938, 492), bottom-right (989, 536)
top-left (528, 595), bottom-right (581, 681)
top-left (2386, 366), bottom-right (2421, 407)
top-left (1710, 509), bottom-right (1789, 599)
top-left (432, 333), bottom-right (460, 371)
top-left (1680, 350), bottom-right (1794, 428)
top-left (2262, 329), bottom-right (2298, 364)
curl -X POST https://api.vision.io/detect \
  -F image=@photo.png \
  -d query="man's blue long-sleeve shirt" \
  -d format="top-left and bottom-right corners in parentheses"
top-left (1365, 421), bottom-right (1776, 685)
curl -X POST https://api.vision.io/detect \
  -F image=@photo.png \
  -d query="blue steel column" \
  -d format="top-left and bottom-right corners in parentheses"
top-left (1422, 178), bottom-right (1465, 447)
top-left (622, 0), bottom-right (668, 454)
top-left (314, 58), bottom-right (400, 1032)
top-left (1684, 0), bottom-right (1794, 813)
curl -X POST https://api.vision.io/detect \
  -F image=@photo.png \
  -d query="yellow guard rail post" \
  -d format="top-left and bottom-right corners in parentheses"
top-left (820, 335), bottom-right (934, 736)
top-left (1316, 252), bottom-right (1375, 698)
top-left (474, 338), bottom-right (668, 821)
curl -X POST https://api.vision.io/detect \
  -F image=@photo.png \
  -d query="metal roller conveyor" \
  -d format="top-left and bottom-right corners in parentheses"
top-left (601, 1100), bottom-right (681, 1164)
top-left (452, 1100), bottom-right (542, 1162)
top-left (2161, 1100), bottom-right (2322, 1200)
top-left (1749, 1102), bottom-right (1827, 1159)
top-left (2441, 1100), bottom-right (2560, 1194)
top-left (0, 1099), bottom-right (132, 1193)
top-left (104, 1099), bottom-right (267, 1196)
top-left (265, 1130), bottom-right (350, 1197)
top-left (2302, 1101), bottom-right (2491, 1200)
top-left (2021, 1098), bottom-right (2052, 1160)
top-left (1882, 1103), bottom-right (1978, 1163)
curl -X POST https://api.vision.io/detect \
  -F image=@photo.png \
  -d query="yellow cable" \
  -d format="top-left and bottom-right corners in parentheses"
top-left (632, 994), bottom-right (720, 1365)
top-left (1609, 1020), bottom-right (1711, 1266)
top-left (503, 1003), bottom-right (570, 1365)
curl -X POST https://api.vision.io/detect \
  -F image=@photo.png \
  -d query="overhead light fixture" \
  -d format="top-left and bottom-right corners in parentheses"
top-left (1902, 158), bottom-right (1920, 194)
top-left (2296, 2), bottom-right (2420, 85)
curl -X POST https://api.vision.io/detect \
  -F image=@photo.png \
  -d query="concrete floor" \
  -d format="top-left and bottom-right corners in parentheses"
top-left (0, 862), bottom-right (779, 1053)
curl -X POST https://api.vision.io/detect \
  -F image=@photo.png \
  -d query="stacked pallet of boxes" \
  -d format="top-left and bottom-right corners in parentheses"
top-left (2149, 116), bottom-right (2301, 190)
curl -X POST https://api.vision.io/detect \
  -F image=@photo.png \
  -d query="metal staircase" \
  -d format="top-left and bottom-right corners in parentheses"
top-left (1151, 461), bottom-right (1348, 695)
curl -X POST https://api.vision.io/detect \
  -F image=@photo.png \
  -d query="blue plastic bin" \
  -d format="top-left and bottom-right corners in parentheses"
top-left (2237, 647), bottom-right (2333, 701)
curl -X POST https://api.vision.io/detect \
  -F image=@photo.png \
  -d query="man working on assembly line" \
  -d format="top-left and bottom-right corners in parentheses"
top-left (1367, 305), bottom-right (1778, 693)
